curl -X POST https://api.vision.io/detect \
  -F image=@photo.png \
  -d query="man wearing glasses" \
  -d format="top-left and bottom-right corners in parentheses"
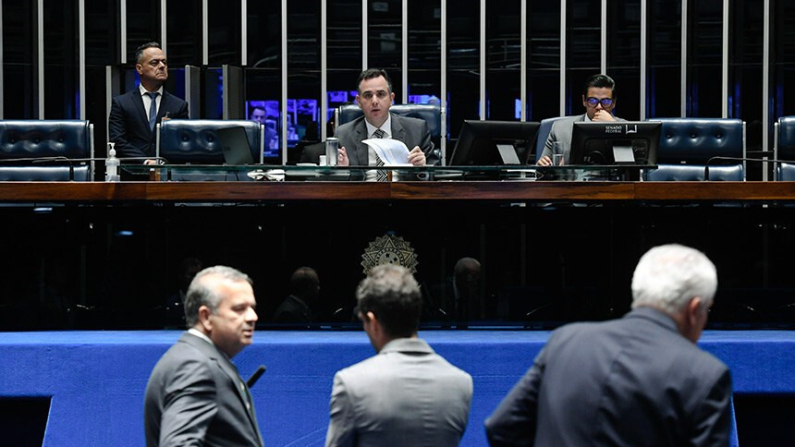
top-left (537, 74), bottom-right (624, 166)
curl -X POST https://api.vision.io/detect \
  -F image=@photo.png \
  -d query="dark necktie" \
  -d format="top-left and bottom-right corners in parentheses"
top-left (146, 91), bottom-right (160, 131)
top-left (372, 128), bottom-right (387, 182)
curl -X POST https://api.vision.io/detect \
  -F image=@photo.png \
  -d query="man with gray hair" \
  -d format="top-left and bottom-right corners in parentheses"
top-left (145, 266), bottom-right (263, 447)
top-left (325, 264), bottom-right (473, 447)
top-left (485, 244), bottom-right (732, 447)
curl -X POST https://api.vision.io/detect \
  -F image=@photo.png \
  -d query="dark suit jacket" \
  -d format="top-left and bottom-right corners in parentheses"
top-left (333, 113), bottom-right (438, 166)
top-left (144, 332), bottom-right (263, 447)
top-left (485, 307), bottom-right (732, 447)
top-left (109, 89), bottom-right (189, 159)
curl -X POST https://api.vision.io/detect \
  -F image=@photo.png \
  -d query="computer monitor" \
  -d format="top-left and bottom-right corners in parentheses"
top-left (450, 120), bottom-right (541, 165)
top-left (569, 121), bottom-right (660, 166)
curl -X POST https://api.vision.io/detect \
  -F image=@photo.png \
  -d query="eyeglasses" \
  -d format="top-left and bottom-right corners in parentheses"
top-left (585, 97), bottom-right (614, 108)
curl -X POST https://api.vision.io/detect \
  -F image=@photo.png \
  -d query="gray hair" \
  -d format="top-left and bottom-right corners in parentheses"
top-left (184, 266), bottom-right (253, 327)
top-left (631, 244), bottom-right (717, 315)
top-left (135, 41), bottom-right (162, 64)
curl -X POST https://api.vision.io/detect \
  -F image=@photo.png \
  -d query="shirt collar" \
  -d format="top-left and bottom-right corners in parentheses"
top-left (139, 84), bottom-right (164, 96)
top-left (188, 328), bottom-right (214, 346)
top-left (364, 114), bottom-right (392, 139)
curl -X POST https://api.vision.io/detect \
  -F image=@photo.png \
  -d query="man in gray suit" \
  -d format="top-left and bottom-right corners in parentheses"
top-left (537, 74), bottom-right (625, 165)
top-left (335, 69), bottom-right (438, 167)
top-left (145, 266), bottom-right (263, 447)
top-left (485, 244), bottom-right (732, 447)
top-left (325, 264), bottom-right (473, 447)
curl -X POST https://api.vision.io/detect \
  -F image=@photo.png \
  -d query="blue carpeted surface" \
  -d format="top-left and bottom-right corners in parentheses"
top-left (1, 330), bottom-right (792, 447)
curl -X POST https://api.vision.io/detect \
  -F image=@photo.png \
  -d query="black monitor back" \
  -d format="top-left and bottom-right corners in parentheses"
top-left (570, 121), bottom-right (661, 166)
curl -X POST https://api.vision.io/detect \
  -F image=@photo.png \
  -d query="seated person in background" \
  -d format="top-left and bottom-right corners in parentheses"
top-left (109, 42), bottom-right (189, 164)
top-left (537, 74), bottom-right (624, 166)
top-left (272, 267), bottom-right (319, 324)
top-left (335, 69), bottom-right (438, 168)
top-left (163, 257), bottom-right (203, 328)
top-left (325, 264), bottom-right (472, 447)
top-left (250, 105), bottom-right (279, 151)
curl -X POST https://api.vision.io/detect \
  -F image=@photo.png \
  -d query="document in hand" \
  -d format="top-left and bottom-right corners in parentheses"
top-left (363, 139), bottom-right (411, 165)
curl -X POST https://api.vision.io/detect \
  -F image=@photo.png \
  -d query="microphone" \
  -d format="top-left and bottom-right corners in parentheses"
top-left (247, 365), bottom-right (267, 388)
top-left (704, 155), bottom-right (795, 181)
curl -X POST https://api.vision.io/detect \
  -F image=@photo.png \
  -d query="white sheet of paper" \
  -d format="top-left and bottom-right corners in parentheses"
top-left (362, 139), bottom-right (411, 165)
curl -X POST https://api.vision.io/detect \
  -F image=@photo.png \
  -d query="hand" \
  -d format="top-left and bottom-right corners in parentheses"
top-left (144, 159), bottom-right (159, 165)
top-left (537, 155), bottom-right (552, 166)
top-left (338, 147), bottom-right (349, 166)
top-left (407, 146), bottom-right (426, 166)
top-left (592, 110), bottom-right (616, 122)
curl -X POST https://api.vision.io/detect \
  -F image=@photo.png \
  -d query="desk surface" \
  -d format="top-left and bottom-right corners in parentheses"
top-left (0, 181), bottom-right (794, 202)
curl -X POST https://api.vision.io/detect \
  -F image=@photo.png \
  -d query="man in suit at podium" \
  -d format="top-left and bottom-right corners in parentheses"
top-left (109, 42), bottom-right (189, 163)
top-left (325, 264), bottom-right (473, 447)
top-left (145, 266), bottom-right (263, 447)
top-left (537, 74), bottom-right (625, 166)
top-left (485, 244), bottom-right (732, 447)
top-left (335, 69), bottom-right (437, 171)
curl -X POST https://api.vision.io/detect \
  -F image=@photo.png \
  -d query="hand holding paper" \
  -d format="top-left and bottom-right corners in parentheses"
top-left (363, 139), bottom-right (411, 165)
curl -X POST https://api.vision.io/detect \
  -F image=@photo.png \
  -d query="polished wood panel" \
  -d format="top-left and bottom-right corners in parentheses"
top-left (0, 181), bottom-right (794, 202)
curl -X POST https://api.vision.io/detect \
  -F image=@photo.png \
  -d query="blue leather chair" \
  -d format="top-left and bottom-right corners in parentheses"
top-left (0, 120), bottom-right (94, 181)
top-left (335, 104), bottom-right (445, 165)
top-left (534, 116), bottom-right (567, 163)
top-left (156, 120), bottom-right (264, 164)
top-left (644, 118), bottom-right (745, 181)
top-left (774, 116), bottom-right (795, 181)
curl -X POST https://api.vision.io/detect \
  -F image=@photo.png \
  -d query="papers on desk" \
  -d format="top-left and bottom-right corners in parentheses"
top-left (363, 139), bottom-right (411, 165)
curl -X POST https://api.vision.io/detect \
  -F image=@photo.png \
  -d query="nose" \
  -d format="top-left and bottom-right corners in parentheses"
top-left (246, 306), bottom-right (258, 323)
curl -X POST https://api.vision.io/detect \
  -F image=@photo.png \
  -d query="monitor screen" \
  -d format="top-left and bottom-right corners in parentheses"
top-left (449, 120), bottom-right (541, 166)
top-left (570, 121), bottom-right (661, 166)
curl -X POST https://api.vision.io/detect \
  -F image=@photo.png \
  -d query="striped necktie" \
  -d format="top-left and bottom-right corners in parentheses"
top-left (372, 128), bottom-right (387, 182)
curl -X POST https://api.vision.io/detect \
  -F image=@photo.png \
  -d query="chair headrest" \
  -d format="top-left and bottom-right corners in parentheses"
top-left (650, 118), bottom-right (744, 164)
top-left (0, 120), bottom-right (91, 159)
top-left (159, 120), bottom-right (262, 164)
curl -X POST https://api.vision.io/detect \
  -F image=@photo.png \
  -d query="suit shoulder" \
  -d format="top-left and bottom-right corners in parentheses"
top-left (335, 115), bottom-right (365, 135)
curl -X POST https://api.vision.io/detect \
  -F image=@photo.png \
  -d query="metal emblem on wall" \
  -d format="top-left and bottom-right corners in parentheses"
top-left (361, 234), bottom-right (418, 275)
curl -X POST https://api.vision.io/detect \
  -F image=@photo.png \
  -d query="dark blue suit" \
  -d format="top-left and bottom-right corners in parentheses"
top-left (485, 307), bottom-right (732, 447)
top-left (109, 89), bottom-right (189, 159)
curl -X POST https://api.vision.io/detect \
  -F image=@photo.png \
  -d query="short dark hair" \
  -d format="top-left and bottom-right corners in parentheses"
top-left (582, 74), bottom-right (616, 98)
top-left (356, 69), bottom-right (393, 94)
top-left (135, 42), bottom-right (162, 64)
top-left (290, 267), bottom-right (319, 297)
top-left (356, 264), bottom-right (421, 338)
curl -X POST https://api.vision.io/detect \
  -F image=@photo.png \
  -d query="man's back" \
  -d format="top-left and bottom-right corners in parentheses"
top-left (325, 338), bottom-right (472, 447)
top-left (487, 307), bottom-right (732, 447)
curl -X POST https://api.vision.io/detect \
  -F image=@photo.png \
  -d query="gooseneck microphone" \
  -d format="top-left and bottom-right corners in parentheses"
top-left (247, 365), bottom-right (267, 388)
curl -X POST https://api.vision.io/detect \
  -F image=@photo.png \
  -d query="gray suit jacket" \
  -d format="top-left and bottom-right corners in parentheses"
top-left (485, 307), bottom-right (732, 447)
top-left (325, 338), bottom-right (473, 447)
top-left (144, 332), bottom-right (263, 447)
top-left (334, 113), bottom-right (438, 166)
top-left (541, 113), bottom-right (625, 164)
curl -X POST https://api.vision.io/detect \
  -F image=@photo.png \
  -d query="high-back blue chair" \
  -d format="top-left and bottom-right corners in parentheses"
top-left (156, 120), bottom-right (264, 164)
top-left (534, 116), bottom-right (567, 163)
top-left (335, 103), bottom-right (445, 165)
top-left (644, 118), bottom-right (745, 181)
top-left (0, 120), bottom-right (94, 181)
top-left (774, 116), bottom-right (795, 181)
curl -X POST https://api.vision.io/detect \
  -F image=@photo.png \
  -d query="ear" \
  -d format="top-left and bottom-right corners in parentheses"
top-left (198, 305), bottom-right (213, 332)
top-left (356, 95), bottom-right (363, 108)
top-left (687, 297), bottom-right (703, 323)
top-left (136, 63), bottom-right (143, 75)
top-left (390, 92), bottom-right (395, 104)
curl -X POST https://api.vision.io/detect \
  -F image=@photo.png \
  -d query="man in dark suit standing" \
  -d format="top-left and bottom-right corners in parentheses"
top-left (145, 266), bottom-right (263, 447)
top-left (109, 42), bottom-right (189, 162)
top-left (485, 244), bottom-right (732, 447)
top-left (334, 69), bottom-right (437, 170)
